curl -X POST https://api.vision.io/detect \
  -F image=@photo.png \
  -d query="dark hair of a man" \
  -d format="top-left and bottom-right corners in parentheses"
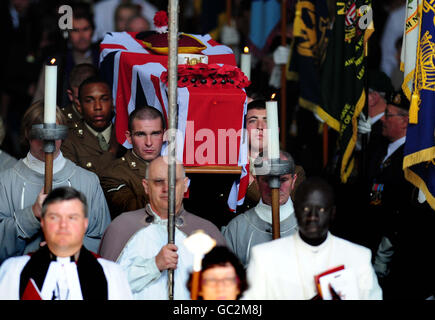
top-left (128, 106), bottom-right (166, 131)
top-left (78, 76), bottom-right (111, 103)
top-left (71, 2), bottom-right (95, 31)
top-left (69, 63), bottom-right (97, 89)
top-left (186, 246), bottom-right (248, 300)
top-left (20, 101), bottom-right (67, 146)
top-left (245, 88), bottom-right (265, 101)
top-left (247, 99), bottom-right (266, 111)
top-left (41, 186), bottom-right (88, 218)
top-left (294, 177), bottom-right (335, 210)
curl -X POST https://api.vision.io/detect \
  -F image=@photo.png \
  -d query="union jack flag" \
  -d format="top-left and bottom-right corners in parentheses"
top-left (99, 31), bottom-right (249, 211)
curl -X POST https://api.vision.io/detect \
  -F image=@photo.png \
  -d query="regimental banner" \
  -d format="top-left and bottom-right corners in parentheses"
top-left (319, 0), bottom-right (374, 183)
top-left (287, 0), bottom-right (331, 113)
top-left (248, 0), bottom-right (282, 57)
top-left (403, 0), bottom-right (435, 210)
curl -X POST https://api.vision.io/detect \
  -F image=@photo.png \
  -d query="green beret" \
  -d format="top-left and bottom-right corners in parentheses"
top-left (368, 69), bottom-right (394, 95)
top-left (386, 90), bottom-right (409, 111)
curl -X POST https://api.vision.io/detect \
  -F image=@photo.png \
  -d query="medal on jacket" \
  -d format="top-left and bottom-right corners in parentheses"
top-left (369, 183), bottom-right (384, 205)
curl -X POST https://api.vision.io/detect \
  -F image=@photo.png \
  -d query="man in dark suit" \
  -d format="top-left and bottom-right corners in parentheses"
top-left (367, 90), bottom-right (435, 299)
top-left (365, 89), bottom-right (411, 251)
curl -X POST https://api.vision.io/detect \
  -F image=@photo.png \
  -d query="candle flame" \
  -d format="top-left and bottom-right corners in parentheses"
top-left (244, 46), bottom-right (249, 54)
top-left (271, 93), bottom-right (276, 100)
top-left (50, 58), bottom-right (56, 65)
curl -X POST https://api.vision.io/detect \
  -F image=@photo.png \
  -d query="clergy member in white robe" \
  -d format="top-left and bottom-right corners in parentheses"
top-left (242, 177), bottom-right (382, 300)
top-left (118, 206), bottom-right (194, 300)
top-left (0, 187), bottom-right (132, 300)
top-left (222, 151), bottom-right (298, 266)
top-left (116, 156), bottom-right (225, 300)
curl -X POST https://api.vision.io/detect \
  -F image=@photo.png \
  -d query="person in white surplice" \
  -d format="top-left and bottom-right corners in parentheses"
top-left (242, 177), bottom-right (382, 300)
top-left (0, 186), bottom-right (132, 300)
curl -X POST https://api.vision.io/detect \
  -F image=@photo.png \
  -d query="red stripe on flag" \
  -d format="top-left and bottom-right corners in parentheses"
top-left (151, 74), bottom-right (168, 126)
top-left (207, 39), bottom-right (220, 47)
top-left (238, 164), bottom-right (249, 202)
top-left (208, 54), bottom-right (237, 66)
top-left (183, 87), bottom-right (246, 166)
top-left (115, 52), bottom-right (134, 145)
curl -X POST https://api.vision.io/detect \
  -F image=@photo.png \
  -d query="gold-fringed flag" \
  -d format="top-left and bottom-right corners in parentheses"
top-left (400, 0), bottom-right (421, 100)
top-left (287, 0), bottom-right (330, 113)
top-left (403, 0), bottom-right (435, 210)
top-left (319, 0), bottom-right (374, 183)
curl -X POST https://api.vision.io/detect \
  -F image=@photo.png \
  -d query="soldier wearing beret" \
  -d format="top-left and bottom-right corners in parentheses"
top-left (61, 76), bottom-right (125, 178)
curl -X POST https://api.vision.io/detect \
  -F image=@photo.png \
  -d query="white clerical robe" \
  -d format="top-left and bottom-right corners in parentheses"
top-left (117, 213), bottom-right (193, 300)
top-left (0, 255), bottom-right (133, 300)
top-left (242, 232), bottom-right (382, 300)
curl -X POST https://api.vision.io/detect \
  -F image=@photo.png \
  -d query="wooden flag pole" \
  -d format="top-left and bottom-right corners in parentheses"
top-left (280, 0), bottom-right (287, 149)
top-left (167, 0), bottom-right (179, 301)
top-left (226, 0), bottom-right (232, 25)
top-left (271, 188), bottom-right (281, 239)
top-left (323, 123), bottom-right (328, 168)
top-left (44, 153), bottom-right (54, 193)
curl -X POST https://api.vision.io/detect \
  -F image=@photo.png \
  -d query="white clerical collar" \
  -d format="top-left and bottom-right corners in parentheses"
top-left (23, 151), bottom-right (66, 175)
top-left (369, 112), bottom-right (384, 125)
top-left (295, 231), bottom-right (332, 254)
top-left (383, 136), bottom-right (406, 163)
top-left (85, 122), bottom-right (112, 143)
top-left (147, 204), bottom-right (168, 226)
top-left (40, 256), bottom-right (83, 300)
top-left (254, 197), bottom-right (294, 224)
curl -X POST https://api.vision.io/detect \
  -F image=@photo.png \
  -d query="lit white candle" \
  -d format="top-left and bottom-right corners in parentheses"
top-left (241, 46), bottom-right (251, 80)
top-left (266, 95), bottom-right (280, 159)
top-left (44, 58), bottom-right (57, 124)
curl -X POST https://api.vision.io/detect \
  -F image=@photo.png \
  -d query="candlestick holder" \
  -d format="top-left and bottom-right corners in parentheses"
top-left (253, 156), bottom-right (293, 240)
top-left (253, 157), bottom-right (292, 186)
top-left (30, 123), bottom-right (69, 153)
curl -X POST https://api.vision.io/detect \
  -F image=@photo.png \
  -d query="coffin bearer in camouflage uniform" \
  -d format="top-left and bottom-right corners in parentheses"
top-left (61, 63), bottom-right (97, 129)
top-left (61, 76), bottom-right (125, 178)
top-left (99, 106), bottom-right (165, 219)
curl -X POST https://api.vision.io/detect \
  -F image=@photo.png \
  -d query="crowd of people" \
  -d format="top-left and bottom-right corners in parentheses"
top-left (1, 0), bottom-right (435, 301)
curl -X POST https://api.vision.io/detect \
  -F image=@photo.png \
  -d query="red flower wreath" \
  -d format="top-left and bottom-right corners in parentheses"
top-left (160, 64), bottom-right (251, 89)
